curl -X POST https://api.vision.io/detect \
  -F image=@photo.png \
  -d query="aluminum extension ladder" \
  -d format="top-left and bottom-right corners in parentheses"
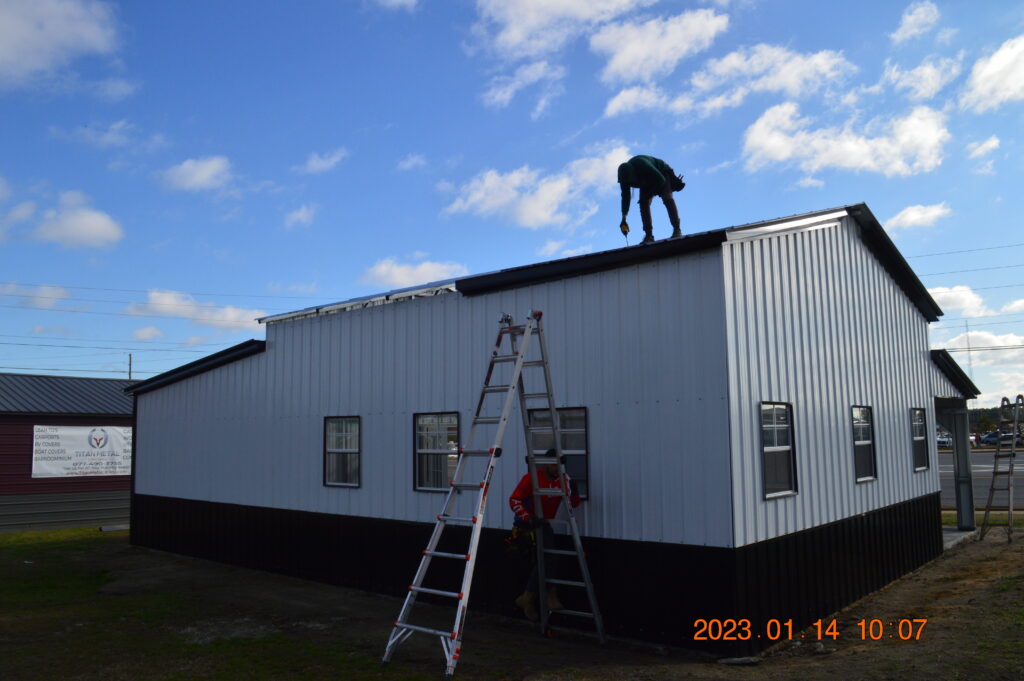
top-left (381, 311), bottom-right (603, 678)
top-left (980, 394), bottom-right (1022, 541)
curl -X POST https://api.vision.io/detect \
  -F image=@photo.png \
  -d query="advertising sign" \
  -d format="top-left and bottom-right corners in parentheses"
top-left (32, 425), bottom-right (133, 478)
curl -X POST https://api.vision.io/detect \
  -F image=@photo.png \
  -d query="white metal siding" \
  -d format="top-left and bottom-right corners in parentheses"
top-left (135, 250), bottom-right (735, 547)
top-left (723, 216), bottom-right (940, 546)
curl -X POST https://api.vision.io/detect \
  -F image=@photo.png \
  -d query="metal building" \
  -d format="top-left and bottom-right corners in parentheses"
top-left (0, 373), bottom-right (134, 532)
top-left (127, 204), bottom-right (977, 653)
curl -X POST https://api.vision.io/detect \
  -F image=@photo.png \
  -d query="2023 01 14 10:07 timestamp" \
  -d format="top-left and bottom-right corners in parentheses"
top-left (693, 618), bottom-right (928, 641)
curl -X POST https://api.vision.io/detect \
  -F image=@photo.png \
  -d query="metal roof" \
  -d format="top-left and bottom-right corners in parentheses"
top-left (930, 350), bottom-right (981, 399)
top-left (0, 373), bottom-right (135, 416)
top-left (258, 203), bottom-right (942, 326)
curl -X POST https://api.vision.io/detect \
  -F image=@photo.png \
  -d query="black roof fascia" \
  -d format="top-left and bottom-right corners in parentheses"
top-left (126, 339), bottom-right (266, 396)
top-left (930, 349), bottom-right (980, 399)
top-left (456, 229), bottom-right (727, 296)
top-left (844, 203), bottom-right (942, 322)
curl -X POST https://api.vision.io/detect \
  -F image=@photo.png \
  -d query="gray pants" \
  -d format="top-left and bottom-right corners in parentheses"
top-left (638, 185), bottom-right (680, 236)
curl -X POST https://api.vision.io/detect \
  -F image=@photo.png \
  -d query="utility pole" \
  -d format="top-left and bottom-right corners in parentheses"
top-left (128, 353), bottom-right (133, 380)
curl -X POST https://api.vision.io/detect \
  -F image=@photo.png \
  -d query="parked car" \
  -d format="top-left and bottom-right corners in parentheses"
top-left (981, 431), bottom-right (1023, 446)
top-left (936, 434), bottom-right (952, 449)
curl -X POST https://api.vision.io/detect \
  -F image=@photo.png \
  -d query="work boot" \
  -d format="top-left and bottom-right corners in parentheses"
top-left (546, 586), bottom-right (564, 612)
top-left (515, 591), bottom-right (538, 621)
top-left (670, 226), bottom-right (682, 239)
top-left (640, 231), bottom-right (655, 245)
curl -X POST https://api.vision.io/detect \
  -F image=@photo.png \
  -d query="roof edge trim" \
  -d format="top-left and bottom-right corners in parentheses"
top-left (126, 339), bottom-right (266, 396)
top-left (930, 349), bottom-right (980, 399)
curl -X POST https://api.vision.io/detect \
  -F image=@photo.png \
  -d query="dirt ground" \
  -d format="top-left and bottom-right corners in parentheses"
top-left (2, 528), bottom-right (1022, 681)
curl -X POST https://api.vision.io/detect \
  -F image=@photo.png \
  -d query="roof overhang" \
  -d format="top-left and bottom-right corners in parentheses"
top-left (126, 340), bottom-right (266, 396)
top-left (930, 349), bottom-right (980, 399)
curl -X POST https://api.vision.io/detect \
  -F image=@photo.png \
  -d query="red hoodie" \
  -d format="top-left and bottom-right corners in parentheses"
top-left (509, 470), bottom-right (580, 523)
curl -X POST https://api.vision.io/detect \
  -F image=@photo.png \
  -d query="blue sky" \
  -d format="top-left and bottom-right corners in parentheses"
top-left (1, 0), bottom-right (1023, 407)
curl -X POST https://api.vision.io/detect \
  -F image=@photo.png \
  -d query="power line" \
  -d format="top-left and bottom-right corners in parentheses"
top-left (4, 281), bottom-right (328, 301)
top-left (0, 341), bottom-right (211, 353)
top-left (0, 333), bottom-right (229, 346)
top-left (907, 242), bottom-right (1024, 258)
top-left (945, 345), bottom-right (1024, 352)
top-left (0, 292), bottom-right (286, 312)
top-left (0, 366), bottom-right (158, 375)
top-left (0, 303), bottom-right (266, 325)
top-left (919, 264), bottom-right (1024, 276)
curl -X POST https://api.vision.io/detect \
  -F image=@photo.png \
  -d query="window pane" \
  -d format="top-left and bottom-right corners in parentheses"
top-left (327, 417), bottom-right (358, 451)
top-left (764, 449), bottom-right (793, 495)
top-left (528, 407), bottom-right (589, 500)
top-left (762, 426), bottom-right (775, 448)
top-left (417, 452), bottom-right (447, 488)
top-left (855, 443), bottom-right (875, 478)
top-left (415, 413), bottom-right (459, 489)
top-left (326, 451), bottom-right (359, 485)
top-left (562, 431), bottom-right (586, 451)
top-left (911, 409), bottom-right (925, 439)
top-left (913, 439), bottom-right (928, 469)
top-left (560, 409), bottom-right (586, 430)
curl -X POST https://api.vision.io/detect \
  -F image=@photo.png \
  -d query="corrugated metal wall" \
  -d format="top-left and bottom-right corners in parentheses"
top-left (135, 251), bottom-right (735, 547)
top-left (723, 216), bottom-right (940, 546)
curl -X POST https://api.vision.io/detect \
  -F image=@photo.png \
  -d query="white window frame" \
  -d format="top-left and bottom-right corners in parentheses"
top-left (527, 406), bottom-right (590, 499)
top-left (414, 412), bottom-right (460, 492)
top-left (852, 405), bottom-right (877, 482)
top-left (910, 408), bottom-right (928, 471)
top-left (760, 402), bottom-right (797, 498)
top-left (324, 416), bottom-right (360, 487)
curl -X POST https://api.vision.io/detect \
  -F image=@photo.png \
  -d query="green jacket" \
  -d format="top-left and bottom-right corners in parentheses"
top-left (618, 155), bottom-right (675, 214)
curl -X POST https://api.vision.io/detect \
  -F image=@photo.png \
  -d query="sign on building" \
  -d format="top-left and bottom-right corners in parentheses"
top-left (32, 425), bottom-right (133, 478)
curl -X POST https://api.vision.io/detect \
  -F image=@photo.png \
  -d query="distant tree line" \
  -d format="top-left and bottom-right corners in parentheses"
top-left (969, 407), bottom-right (1021, 433)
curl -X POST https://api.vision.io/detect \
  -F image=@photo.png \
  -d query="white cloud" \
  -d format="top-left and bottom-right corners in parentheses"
top-left (284, 204), bottom-right (316, 229)
top-left (940, 330), bottom-right (1024, 368)
top-left (162, 156), bottom-right (233, 192)
top-left (133, 326), bottom-right (164, 341)
top-left (472, 0), bottom-right (656, 60)
top-left (589, 10), bottom-right (728, 84)
top-left (93, 77), bottom-right (137, 100)
top-left (126, 291), bottom-right (265, 331)
top-left (885, 202), bottom-right (951, 230)
top-left (960, 35), bottom-right (1024, 113)
top-left (293, 147), bottom-right (348, 174)
top-left (51, 119), bottom-right (135, 147)
top-left (743, 103), bottom-right (950, 177)
top-left (1, 283), bottom-right (71, 309)
top-left (691, 44), bottom-right (855, 115)
top-left (360, 258), bottom-right (469, 289)
top-left (373, 0), bottom-right (416, 9)
top-left (796, 177), bottom-right (824, 189)
top-left (35, 191), bottom-right (123, 248)
top-left (397, 153), bottom-right (427, 171)
top-left (927, 286), bottom-right (995, 318)
top-left (562, 244), bottom-right (592, 256)
top-left (538, 240), bottom-right (566, 256)
top-left (0, 0), bottom-right (119, 89)
top-left (1, 201), bottom-right (35, 237)
top-left (1002, 299), bottom-right (1024, 315)
top-left (883, 53), bottom-right (963, 100)
top-left (482, 60), bottom-right (565, 112)
top-left (603, 86), bottom-right (694, 117)
top-left (890, 1), bottom-right (939, 44)
top-left (445, 142), bottom-right (630, 229)
top-left (967, 135), bottom-right (1000, 159)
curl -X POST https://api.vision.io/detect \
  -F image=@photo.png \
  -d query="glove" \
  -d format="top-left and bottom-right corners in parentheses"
top-left (619, 219), bottom-right (629, 236)
top-left (528, 516), bottom-right (549, 529)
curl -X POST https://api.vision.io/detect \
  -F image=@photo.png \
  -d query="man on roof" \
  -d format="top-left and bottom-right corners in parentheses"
top-left (618, 154), bottom-right (685, 245)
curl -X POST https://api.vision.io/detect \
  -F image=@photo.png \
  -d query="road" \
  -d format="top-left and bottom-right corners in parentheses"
top-left (937, 448), bottom-right (1024, 509)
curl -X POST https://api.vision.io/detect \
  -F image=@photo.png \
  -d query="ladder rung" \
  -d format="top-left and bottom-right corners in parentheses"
top-left (451, 482), bottom-right (484, 490)
top-left (992, 470), bottom-right (1013, 475)
top-left (546, 578), bottom-right (587, 587)
top-left (530, 456), bottom-right (561, 465)
top-left (483, 385), bottom-right (512, 393)
top-left (474, 417), bottom-right (501, 425)
top-left (437, 515), bottom-right (476, 526)
top-left (994, 453), bottom-right (1016, 458)
top-left (984, 506), bottom-right (1013, 511)
top-left (394, 622), bottom-right (454, 638)
top-left (523, 361), bottom-right (545, 367)
top-left (534, 488), bottom-right (565, 496)
top-left (528, 425), bottom-right (554, 431)
top-left (543, 548), bottom-right (578, 556)
top-left (459, 449), bottom-right (492, 457)
top-left (424, 550), bottom-right (470, 561)
top-left (491, 354), bottom-right (519, 363)
top-left (551, 609), bottom-right (596, 619)
top-left (409, 586), bottom-right (461, 599)
top-left (522, 393), bottom-right (550, 400)
top-left (500, 326), bottom-right (525, 335)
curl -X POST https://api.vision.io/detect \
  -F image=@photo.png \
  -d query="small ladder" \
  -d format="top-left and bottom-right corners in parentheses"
top-left (381, 311), bottom-right (602, 678)
top-left (980, 395), bottom-right (1022, 541)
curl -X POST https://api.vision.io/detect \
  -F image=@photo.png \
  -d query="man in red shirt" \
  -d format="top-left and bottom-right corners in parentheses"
top-left (508, 449), bottom-right (581, 621)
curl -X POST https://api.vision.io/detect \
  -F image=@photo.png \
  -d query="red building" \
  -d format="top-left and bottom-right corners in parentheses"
top-left (0, 373), bottom-right (134, 532)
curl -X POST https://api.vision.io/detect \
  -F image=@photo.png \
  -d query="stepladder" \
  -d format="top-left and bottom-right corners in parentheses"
top-left (381, 311), bottom-right (603, 678)
top-left (980, 394), bottom-right (1022, 541)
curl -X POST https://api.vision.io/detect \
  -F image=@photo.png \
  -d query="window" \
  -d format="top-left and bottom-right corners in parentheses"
top-left (760, 402), bottom-right (797, 497)
top-left (910, 408), bottom-right (928, 471)
top-left (527, 407), bottom-right (590, 498)
top-left (414, 412), bottom-right (460, 491)
top-left (324, 416), bottom-right (360, 487)
top-left (851, 406), bottom-right (877, 481)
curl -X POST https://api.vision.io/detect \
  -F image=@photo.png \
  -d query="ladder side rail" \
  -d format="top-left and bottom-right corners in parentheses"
top-left (982, 396), bottom-right (1014, 539)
